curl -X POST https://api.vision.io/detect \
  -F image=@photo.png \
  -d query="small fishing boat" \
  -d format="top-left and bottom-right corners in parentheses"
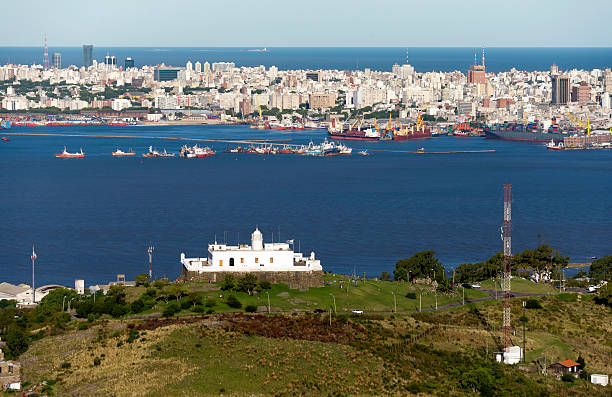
top-left (357, 150), bottom-right (370, 156)
top-left (55, 147), bottom-right (85, 158)
top-left (112, 148), bottom-right (136, 156)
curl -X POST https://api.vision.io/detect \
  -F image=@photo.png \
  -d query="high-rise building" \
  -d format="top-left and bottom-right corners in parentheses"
top-left (467, 48), bottom-right (486, 84)
top-left (104, 55), bottom-right (117, 67)
top-left (571, 82), bottom-right (591, 104)
top-left (124, 57), bottom-right (135, 69)
top-left (551, 74), bottom-right (570, 105)
top-left (52, 53), bottom-right (61, 69)
top-left (82, 45), bottom-right (94, 67)
top-left (604, 69), bottom-right (612, 94)
top-left (194, 61), bottom-right (202, 73)
top-left (154, 66), bottom-right (183, 81)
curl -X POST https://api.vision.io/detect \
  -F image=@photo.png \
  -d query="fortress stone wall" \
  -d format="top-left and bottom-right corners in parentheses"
top-left (180, 267), bottom-right (324, 290)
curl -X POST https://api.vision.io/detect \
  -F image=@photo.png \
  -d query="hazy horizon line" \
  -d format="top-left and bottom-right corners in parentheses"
top-left (1, 45), bottom-right (611, 49)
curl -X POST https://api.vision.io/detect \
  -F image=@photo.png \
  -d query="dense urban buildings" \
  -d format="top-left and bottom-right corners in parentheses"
top-left (0, 51), bottom-right (611, 130)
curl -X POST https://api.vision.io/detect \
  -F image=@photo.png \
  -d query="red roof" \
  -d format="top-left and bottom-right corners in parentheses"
top-left (558, 360), bottom-right (580, 368)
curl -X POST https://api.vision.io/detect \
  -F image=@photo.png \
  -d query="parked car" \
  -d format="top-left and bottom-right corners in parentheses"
top-left (461, 283), bottom-right (473, 289)
top-left (313, 308), bottom-right (328, 313)
top-left (471, 283), bottom-right (481, 289)
top-left (351, 309), bottom-right (364, 314)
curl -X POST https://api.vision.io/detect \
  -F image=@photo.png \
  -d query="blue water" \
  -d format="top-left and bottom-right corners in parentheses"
top-left (1, 125), bottom-right (610, 287)
top-left (1, 47), bottom-right (611, 72)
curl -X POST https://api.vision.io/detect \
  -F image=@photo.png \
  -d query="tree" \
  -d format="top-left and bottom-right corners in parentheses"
top-left (106, 285), bottom-right (127, 305)
top-left (461, 368), bottom-right (493, 396)
top-left (4, 326), bottom-right (29, 359)
top-left (380, 272), bottom-right (391, 281)
top-left (513, 245), bottom-right (568, 282)
top-left (39, 288), bottom-right (79, 311)
top-left (576, 355), bottom-right (585, 370)
top-left (236, 274), bottom-right (258, 295)
top-left (163, 302), bottom-right (180, 317)
top-left (393, 251), bottom-right (444, 282)
top-left (220, 274), bottom-right (236, 291)
top-left (135, 273), bottom-right (151, 286)
top-left (589, 255), bottom-right (611, 282)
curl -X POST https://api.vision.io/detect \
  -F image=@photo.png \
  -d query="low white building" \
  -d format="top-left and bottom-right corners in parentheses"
top-left (590, 374), bottom-right (609, 386)
top-left (0, 283), bottom-right (32, 304)
top-left (181, 227), bottom-right (322, 275)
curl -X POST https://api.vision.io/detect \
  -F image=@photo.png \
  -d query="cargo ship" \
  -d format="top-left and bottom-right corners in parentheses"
top-left (392, 114), bottom-right (432, 141)
top-left (55, 147), bottom-right (85, 158)
top-left (327, 118), bottom-right (380, 141)
top-left (484, 121), bottom-right (575, 142)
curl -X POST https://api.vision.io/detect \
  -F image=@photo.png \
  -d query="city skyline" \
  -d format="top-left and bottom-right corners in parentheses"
top-left (3, 0), bottom-right (612, 47)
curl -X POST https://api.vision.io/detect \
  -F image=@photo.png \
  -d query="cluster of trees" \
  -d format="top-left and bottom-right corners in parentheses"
top-left (393, 250), bottom-right (445, 283)
top-left (455, 245), bottom-right (569, 283)
top-left (219, 274), bottom-right (271, 295)
top-left (589, 255), bottom-right (611, 282)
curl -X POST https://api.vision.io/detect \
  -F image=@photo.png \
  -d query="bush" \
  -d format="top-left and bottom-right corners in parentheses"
top-left (245, 305), bottom-right (257, 313)
top-left (561, 374), bottom-right (575, 383)
top-left (220, 275), bottom-right (236, 291)
top-left (163, 302), bottom-right (180, 317)
top-left (126, 329), bottom-right (140, 343)
top-left (405, 292), bottom-right (417, 299)
top-left (525, 299), bottom-right (542, 309)
top-left (258, 280), bottom-right (272, 290)
top-left (78, 323), bottom-right (89, 330)
top-left (236, 274), bottom-right (259, 295)
top-left (179, 296), bottom-right (192, 310)
top-left (131, 299), bottom-right (145, 314)
top-left (93, 357), bottom-right (101, 366)
top-left (60, 362), bottom-right (71, 369)
top-left (87, 313), bottom-right (96, 323)
top-left (204, 298), bottom-right (216, 307)
top-left (380, 272), bottom-right (391, 281)
top-left (191, 305), bottom-right (205, 313)
top-left (225, 295), bottom-right (242, 309)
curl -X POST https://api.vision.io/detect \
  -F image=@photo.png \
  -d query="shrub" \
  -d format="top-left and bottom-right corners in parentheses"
top-left (87, 313), bottom-right (96, 323)
top-left (225, 295), bottom-right (242, 309)
top-left (163, 302), bottom-right (180, 317)
top-left (236, 274), bottom-right (259, 295)
top-left (60, 362), bottom-right (71, 369)
top-left (380, 272), bottom-right (391, 281)
top-left (78, 323), bottom-right (89, 331)
top-left (126, 330), bottom-right (140, 343)
top-left (191, 305), bottom-right (205, 313)
top-left (245, 305), bottom-right (257, 313)
top-left (179, 296), bottom-right (192, 310)
top-left (93, 357), bottom-right (101, 366)
top-left (130, 299), bottom-right (145, 314)
top-left (405, 292), bottom-right (417, 299)
top-left (525, 299), bottom-right (542, 309)
top-left (220, 275), bottom-right (236, 291)
top-left (204, 298), bottom-right (216, 308)
top-left (206, 308), bottom-right (215, 314)
top-left (258, 280), bottom-right (272, 290)
top-left (561, 374), bottom-right (575, 383)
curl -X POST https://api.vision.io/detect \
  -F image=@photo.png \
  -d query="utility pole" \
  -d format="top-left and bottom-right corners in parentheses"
top-left (419, 292), bottom-right (422, 312)
top-left (266, 291), bottom-right (271, 313)
top-left (31, 245), bottom-right (37, 304)
top-left (391, 292), bottom-right (397, 313)
top-left (435, 291), bottom-right (438, 311)
top-left (147, 245), bottom-right (154, 279)
top-left (462, 287), bottom-right (465, 305)
top-left (502, 184), bottom-right (512, 350)
top-left (522, 300), bottom-right (527, 362)
top-left (330, 293), bottom-right (336, 313)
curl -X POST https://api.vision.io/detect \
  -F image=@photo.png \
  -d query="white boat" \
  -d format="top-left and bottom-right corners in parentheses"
top-left (112, 148), bottom-right (136, 156)
top-left (546, 139), bottom-right (565, 150)
top-left (358, 150), bottom-right (370, 156)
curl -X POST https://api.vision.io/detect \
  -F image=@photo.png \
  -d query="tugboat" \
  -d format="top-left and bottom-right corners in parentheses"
top-left (1, 137), bottom-right (9, 142)
top-left (55, 147), bottom-right (85, 158)
top-left (112, 148), bottom-right (136, 156)
top-left (416, 147), bottom-right (426, 153)
top-left (357, 150), bottom-right (370, 156)
top-left (546, 139), bottom-right (565, 150)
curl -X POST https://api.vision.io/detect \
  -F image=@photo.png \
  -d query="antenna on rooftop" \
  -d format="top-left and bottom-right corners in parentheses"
top-left (147, 245), bottom-right (154, 279)
top-left (42, 34), bottom-right (49, 69)
top-left (482, 46), bottom-right (485, 67)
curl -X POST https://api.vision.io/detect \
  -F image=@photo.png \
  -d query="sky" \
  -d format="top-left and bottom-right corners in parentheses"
top-left (2, 0), bottom-right (611, 47)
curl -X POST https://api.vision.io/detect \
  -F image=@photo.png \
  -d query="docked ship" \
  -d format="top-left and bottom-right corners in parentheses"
top-left (143, 146), bottom-right (174, 158)
top-left (484, 121), bottom-right (575, 142)
top-left (327, 118), bottom-right (380, 141)
top-left (112, 148), bottom-right (136, 157)
top-left (55, 147), bottom-right (85, 158)
top-left (0, 119), bottom-right (11, 129)
top-left (392, 114), bottom-right (432, 140)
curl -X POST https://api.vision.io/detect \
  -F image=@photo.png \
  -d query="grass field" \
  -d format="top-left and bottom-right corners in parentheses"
top-left (480, 277), bottom-right (559, 294)
top-left (18, 291), bottom-right (611, 396)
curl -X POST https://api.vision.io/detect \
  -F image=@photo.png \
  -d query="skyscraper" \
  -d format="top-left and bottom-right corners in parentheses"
top-left (467, 48), bottom-right (486, 84)
top-left (124, 57), bottom-right (135, 69)
top-left (52, 53), bottom-right (61, 69)
top-left (551, 74), bottom-right (570, 105)
top-left (83, 45), bottom-right (94, 67)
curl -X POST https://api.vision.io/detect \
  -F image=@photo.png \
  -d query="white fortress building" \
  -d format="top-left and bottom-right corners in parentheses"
top-left (180, 227), bottom-right (324, 288)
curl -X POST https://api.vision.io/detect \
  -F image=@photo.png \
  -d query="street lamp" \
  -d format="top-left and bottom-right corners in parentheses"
top-left (330, 293), bottom-right (336, 314)
top-left (391, 292), bottom-right (397, 313)
top-left (266, 291), bottom-right (271, 313)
